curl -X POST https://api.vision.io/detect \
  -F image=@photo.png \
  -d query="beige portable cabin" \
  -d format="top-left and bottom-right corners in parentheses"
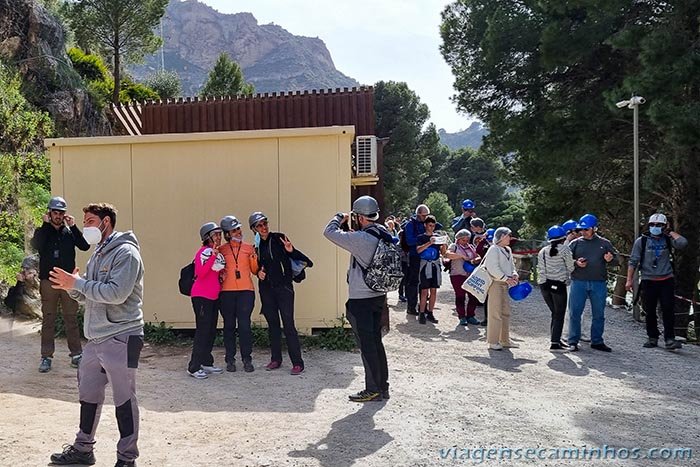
top-left (45, 126), bottom-right (357, 333)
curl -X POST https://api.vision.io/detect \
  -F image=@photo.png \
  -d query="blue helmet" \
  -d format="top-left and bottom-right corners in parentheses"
top-left (485, 228), bottom-right (495, 241)
top-left (547, 225), bottom-right (567, 241)
top-left (462, 199), bottom-right (475, 210)
top-left (577, 213), bottom-right (598, 230)
top-left (561, 219), bottom-right (578, 233)
top-left (508, 281), bottom-right (532, 301)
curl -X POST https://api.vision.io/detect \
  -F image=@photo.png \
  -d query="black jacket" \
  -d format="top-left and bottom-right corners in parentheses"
top-left (256, 232), bottom-right (313, 288)
top-left (30, 222), bottom-right (90, 280)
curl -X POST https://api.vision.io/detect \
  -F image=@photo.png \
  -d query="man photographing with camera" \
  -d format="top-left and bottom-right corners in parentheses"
top-left (31, 196), bottom-right (90, 373)
top-left (626, 213), bottom-right (687, 350)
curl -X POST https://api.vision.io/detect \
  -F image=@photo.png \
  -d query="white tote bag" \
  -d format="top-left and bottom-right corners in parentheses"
top-left (461, 264), bottom-right (493, 303)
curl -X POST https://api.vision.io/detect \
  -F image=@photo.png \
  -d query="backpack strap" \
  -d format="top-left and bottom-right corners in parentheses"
top-left (352, 227), bottom-right (383, 271)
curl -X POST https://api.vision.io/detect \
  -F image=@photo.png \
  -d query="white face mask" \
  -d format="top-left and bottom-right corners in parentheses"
top-left (83, 220), bottom-right (105, 245)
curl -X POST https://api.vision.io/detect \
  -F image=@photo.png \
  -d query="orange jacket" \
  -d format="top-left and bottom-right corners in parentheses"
top-left (219, 241), bottom-right (259, 291)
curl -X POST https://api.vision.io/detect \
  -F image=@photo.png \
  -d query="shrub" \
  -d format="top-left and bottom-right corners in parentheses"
top-left (144, 70), bottom-right (182, 100)
top-left (67, 48), bottom-right (109, 82)
top-left (144, 321), bottom-right (178, 345)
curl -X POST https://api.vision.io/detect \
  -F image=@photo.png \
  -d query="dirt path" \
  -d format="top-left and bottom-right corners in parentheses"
top-left (0, 281), bottom-right (698, 466)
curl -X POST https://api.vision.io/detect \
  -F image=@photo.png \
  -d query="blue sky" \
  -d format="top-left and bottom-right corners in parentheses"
top-left (199, 0), bottom-right (475, 133)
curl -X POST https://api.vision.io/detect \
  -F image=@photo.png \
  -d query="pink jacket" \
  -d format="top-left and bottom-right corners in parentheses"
top-left (190, 246), bottom-right (223, 300)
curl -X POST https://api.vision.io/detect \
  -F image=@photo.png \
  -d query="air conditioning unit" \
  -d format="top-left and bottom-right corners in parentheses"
top-left (355, 135), bottom-right (377, 176)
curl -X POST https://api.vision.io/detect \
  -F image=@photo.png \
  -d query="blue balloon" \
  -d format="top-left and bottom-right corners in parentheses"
top-left (508, 281), bottom-right (532, 301)
top-left (463, 262), bottom-right (476, 274)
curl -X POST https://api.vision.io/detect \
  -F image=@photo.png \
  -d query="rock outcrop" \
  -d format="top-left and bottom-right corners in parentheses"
top-left (130, 0), bottom-right (360, 95)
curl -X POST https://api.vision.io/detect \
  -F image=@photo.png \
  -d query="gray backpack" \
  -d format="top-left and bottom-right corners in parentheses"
top-left (354, 228), bottom-right (404, 293)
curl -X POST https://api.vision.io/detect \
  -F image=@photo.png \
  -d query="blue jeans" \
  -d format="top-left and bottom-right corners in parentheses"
top-left (568, 280), bottom-right (607, 345)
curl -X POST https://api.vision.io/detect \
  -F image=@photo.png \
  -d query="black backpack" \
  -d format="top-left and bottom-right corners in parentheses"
top-left (178, 262), bottom-right (195, 296)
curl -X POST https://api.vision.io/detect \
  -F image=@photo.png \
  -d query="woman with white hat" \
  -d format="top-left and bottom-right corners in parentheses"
top-left (482, 227), bottom-right (519, 350)
top-left (537, 225), bottom-right (575, 351)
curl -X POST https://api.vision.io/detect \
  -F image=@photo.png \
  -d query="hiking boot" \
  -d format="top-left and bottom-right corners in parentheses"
top-left (50, 444), bottom-right (96, 465)
top-left (488, 343), bottom-right (503, 351)
top-left (226, 361), bottom-right (236, 372)
top-left (114, 460), bottom-right (136, 467)
top-left (568, 343), bottom-right (579, 352)
top-left (39, 357), bottom-right (52, 373)
top-left (550, 343), bottom-right (566, 351)
top-left (381, 388), bottom-right (390, 400)
top-left (458, 317), bottom-right (468, 326)
top-left (200, 365), bottom-right (223, 374)
top-left (591, 343), bottom-right (612, 352)
top-left (665, 339), bottom-right (682, 350)
top-left (290, 365), bottom-right (304, 375)
top-left (265, 361), bottom-right (281, 371)
top-left (466, 316), bottom-right (481, 325)
top-left (188, 369), bottom-right (208, 379)
top-left (70, 354), bottom-right (82, 368)
top-left (425, 312), bottom-right (438, 324)
top-left (418, 312), bottom-right (427, 324)
top-left (643, 337), bottom-right (658, 348)
top-left (243, 361), bottom-right (255, 373)
top-left (348, 390), bottom-right (381, 402)
top-left (406, 309), bottom-right (419, 316)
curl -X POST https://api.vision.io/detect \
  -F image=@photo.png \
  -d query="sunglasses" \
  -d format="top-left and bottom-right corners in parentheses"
top-left (649, 223), bottom-right (666, 228)
top-left (255, 221), bottom-right (268, 228)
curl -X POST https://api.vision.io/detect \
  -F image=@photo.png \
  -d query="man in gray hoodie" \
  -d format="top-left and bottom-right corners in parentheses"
top-left (48, 203), bottom-right (144, 467)
top-left (324, 196), bottom-right (390, 403)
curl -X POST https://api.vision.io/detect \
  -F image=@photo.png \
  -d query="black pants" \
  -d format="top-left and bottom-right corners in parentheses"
top-left (406, 255), bottom-right (421, 313)
top-left (188, 297), bottom-right (219, 373)
top-left (220, 290), bottom-right (255, 364)
top-left (641, 278), bottom-right (675, 340)
top-left (541, 282), bottom-right (567, 344)
top-left (346, 296), bottom-right (389, 393)
top-left (260, 284), bottom-right (304, 367)
top-left (398, 260), bottom-right (409, 297)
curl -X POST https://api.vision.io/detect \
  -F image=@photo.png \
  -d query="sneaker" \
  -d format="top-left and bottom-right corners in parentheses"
top-left (348, 390), bottom-right (381, 402)
top-left (114, 460), bottom-right (136, 467)
top-left (550, 343), bottom-right (566, 351)
top-left (488, 343), bottom-right (503, 350)
top-left (398, 295), bottom-right (407, 302)
top-left (226, 361), bottom-right (236, 372)
top-left (200, 365), bottom-right (223, 374)
top-left (70, 354), bottom-right (82, 368)
top-left (591, 343), bottom-right (612, 352)
top-left (425, 312), bottom-right (438, 324)
top-left (406, 310), bottom-right (419, 316)
top-left (466, 316), bottom-right (481, 325)
top-left (381, 388), bottom-right (390, 400)
top-left (188, 369), bottom-right (208, 379)
top-left (480, 320), bottom-right (488, 327)
top-left (643, 338), bottom-right (658, 348)
top-left (418, 312), bottom-right (426, 324)
top-left (290, 365), bottom-right (304, 375)
top-left (458, 317), bottom-right (468, 326)
top-left (501, 341), bottom-right (520, 349)
top-left (265, 361), bottom-right (281, 371)
top-left (39, 357), bottom-right (52, 373)
top-left (568, 343), bottom-right (579, 352)
top-left (665, 339), bottom-right (682, 350)
top-left (50, 444), bottom-right (96, 465)
top-left (580, 336), bottom-right (591, 343)
top-left (243, 361), bottom-right (255, 373)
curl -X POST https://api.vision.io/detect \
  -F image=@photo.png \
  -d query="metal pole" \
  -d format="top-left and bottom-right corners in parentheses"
top-left (632, 101), bottom-right (641, 321)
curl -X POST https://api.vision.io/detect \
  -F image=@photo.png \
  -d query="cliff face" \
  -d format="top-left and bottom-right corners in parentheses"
top-left (0, 0), bottom-right (111, 136)
top-left (130, 0), bottom-right (359, 95)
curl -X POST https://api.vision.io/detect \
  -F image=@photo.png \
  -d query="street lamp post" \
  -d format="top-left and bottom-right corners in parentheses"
top-left (616, 95), bottom-right (645, 321)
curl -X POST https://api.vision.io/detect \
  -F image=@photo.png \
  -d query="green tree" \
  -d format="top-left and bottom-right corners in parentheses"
top-left (64, 0), bottom-right (169, 104)
top-left (144, 69), bottom-right (182, 100)
top-left (200, 53), bottom-right (254, 98)
top-left (423, 192), bottom-right (455, 229)
top-left (374, 80), bottom-right (435, 214)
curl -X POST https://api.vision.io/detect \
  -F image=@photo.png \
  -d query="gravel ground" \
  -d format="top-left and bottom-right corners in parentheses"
top-left (0, 275), bottom-right (698, 467)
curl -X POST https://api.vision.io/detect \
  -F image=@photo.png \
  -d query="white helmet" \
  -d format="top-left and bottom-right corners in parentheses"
top-left (648, 213), bottom-right (667, 225)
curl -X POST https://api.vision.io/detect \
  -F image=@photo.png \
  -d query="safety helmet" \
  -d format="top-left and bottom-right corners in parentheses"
top-left (648, 213), bottom-right (667, 225)
top-left (48, 196), bottom-right (67, 211)
top-left (508, 281), bottom-right (533, 301)
top-left (352, 196), bottom-right (380, 218)
top-left (485, 228), bottom-right (496, 241)
top-left (220, 215), bottom-right (242, 232)
top-left (199, 222), bottom-right (221, 241)
top-left (561, 219), bottom-right (578, 233)
top-left (248, 212), bottom-right (268, 229)
top-left (547, 225), bottom-right (567, 242)
top-left (462, 199), bottom-right (475, 210)
top-left (577, 213), bottom-right (598, 230)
